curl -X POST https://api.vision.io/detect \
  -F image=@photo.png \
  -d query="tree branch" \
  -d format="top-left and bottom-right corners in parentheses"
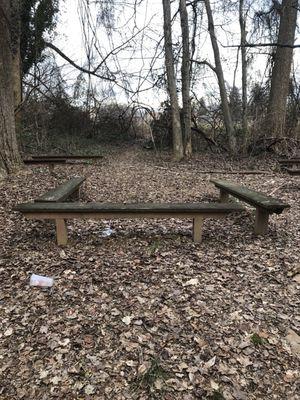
top-left (44, 41), bottom-right (117, 82)
top-left (190, 58), bottom-right (216, 73)
top-left (223, 42), bottom-right (300, 49)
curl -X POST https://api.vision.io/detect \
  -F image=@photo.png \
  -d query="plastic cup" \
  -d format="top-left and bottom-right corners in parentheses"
top-left (30, 274), bottom-right (54, 287)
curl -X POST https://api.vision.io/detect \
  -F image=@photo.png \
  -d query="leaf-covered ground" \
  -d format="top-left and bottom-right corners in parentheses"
top-left (0, 146), bottom-right (299, 399)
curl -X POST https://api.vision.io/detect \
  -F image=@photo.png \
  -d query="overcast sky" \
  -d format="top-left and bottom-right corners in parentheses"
top-left (52, 0), bottom-right (300, 109)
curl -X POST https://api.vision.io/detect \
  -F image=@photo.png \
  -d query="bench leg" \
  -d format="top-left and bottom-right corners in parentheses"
top-left (254, 209), bottom-right (269, 235)
top-left (220, 189), bottom-right (229, 202)
top-left (55, 219), bottom-right (68, 245)
top-left (49, 164), bottom-right (55, 175)
top-left (193, 217), bottom-right (203, 243)
top-left (74, 188), bottom-right (80, 201)
top-left (69, 188), bottom-right (80, 201)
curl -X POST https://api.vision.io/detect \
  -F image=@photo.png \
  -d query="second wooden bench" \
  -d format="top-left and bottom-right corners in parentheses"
top-left (211, 179), bottom-right (290, 234)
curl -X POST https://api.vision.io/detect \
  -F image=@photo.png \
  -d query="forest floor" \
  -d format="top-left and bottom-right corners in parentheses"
top-left (0, 145), bottom-right (299, 400)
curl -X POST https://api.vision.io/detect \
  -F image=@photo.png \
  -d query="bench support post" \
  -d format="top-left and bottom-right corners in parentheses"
top-left (69, 188), bottom-right (80, 201)
top-left (74, 188), bottom-right (80, 201)
top-left (254, 208), bottom-right (269, 235)
top-left (55, 219), bottom-right (68, 245)
top-left (193, 217), bottom-right (203, 243)
top-left (219, 189), bottom-right (229, 202)
top-left (48, 164), bottom-right (55, 175)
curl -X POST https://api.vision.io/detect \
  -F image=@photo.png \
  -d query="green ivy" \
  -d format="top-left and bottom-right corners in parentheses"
top-left (21, 0), bottom-right (59, 75)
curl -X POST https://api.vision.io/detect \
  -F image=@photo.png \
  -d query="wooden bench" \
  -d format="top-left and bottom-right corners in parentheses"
top-left (23, 158), bottom-right (90, 173)
top-left (14, 202), bottom-right (244, 245)
top-left (278, 158), bottom-right (300, 166)
top-left (24, 157), bottom-right (66, 163)
top-left (34, 177), bottom-right (86, 203)
top-left (211, 179), bottom-right (290, 235)
top-left (278, 158), bottom-right (300, 176)
top-left (23, 158), bottom-right (69, 174)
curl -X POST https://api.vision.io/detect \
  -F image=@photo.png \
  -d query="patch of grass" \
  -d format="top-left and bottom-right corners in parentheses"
top-left (148, 240), bottom-right (161, 256)
top-left (132, 357), bottom-right (169, 394)
top-left (250, 333), bottom-right (264, 346)
top-left (208, 390), bottom-right (225, 400)
top-left (209, 390), bottom-right (225, 400)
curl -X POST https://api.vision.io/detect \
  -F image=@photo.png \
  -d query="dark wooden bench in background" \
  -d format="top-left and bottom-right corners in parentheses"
top-left (23, 155), bottom-right (102, 173)
top-left (278, 158), bottom-right (300, 176)
top-left (211, 179), bottom-right (290, 234)
top-left (31, 154), bottom-right (103, 160)
top-left (23, 158), bottom-right (70, 174)
top-left (14, 201), bottom-right (244, 245)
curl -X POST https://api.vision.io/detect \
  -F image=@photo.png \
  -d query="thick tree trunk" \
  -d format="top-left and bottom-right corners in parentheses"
top-left (179, 0), bottom-right (192, 157)
top-left (204, 0), bottom-right (236, 154)
top-left (267, 0), bottom-right (298, 138)
top-left (0, 1), bottom-right (23, 178)
top-left (12, 39), bottom-right (22, 109)
top-left (162, 0), bottom-right (184, 161)
top-left (239, 0), bottom-right (248, 147)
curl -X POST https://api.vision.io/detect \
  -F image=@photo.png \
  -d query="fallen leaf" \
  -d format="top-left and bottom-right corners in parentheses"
top-left (4, 328), bottom-right (13, 337)
top-left (84, 384), bottom-right (95, 395)
top-left (286, 329), bottom-right (300, 355)
top-left (122, 316), bottom-right (132, 325)
top-left (51, 376), bottom-right (60, 385)
top-left (184, 278), bottom-right (199, 286)
top-left (204, 356), bottom-right (216, 369)
top-left (210, 379), bottom-right (219, 390)
top-left (39, 370), bottom-right (49, 379)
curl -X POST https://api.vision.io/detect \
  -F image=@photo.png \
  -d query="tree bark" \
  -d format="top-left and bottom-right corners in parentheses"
top-left (204, 0), bottom-right (236, 154)
top-left (12, 42), bottom-right (22, 110)
top-left (0, 1), bottom-right (23, 178)
top-left (162, 0), bottom-right (184, 161)
top-left (11, 0), bottom-right (22, 111)
top-left (179, 0), bottom-right (192, 157)
top-left (267, 0), bottom-right (298, 138)
top-left (239, 0), bottom-right (248, 147)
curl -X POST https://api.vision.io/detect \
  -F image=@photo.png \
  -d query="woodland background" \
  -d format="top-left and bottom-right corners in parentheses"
top-left (0, 0), bottom-right (300, 173)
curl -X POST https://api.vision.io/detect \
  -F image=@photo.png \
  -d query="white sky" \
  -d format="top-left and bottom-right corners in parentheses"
top-left (52, 0), bottom-right (300, 109)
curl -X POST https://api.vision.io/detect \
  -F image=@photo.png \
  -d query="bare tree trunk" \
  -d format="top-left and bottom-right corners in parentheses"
top-left (162, 0), bottom-right (184, 161)
top-left (179, 0), bottom-right (192, 157)
top-left (204, 0), bottom-right (236, 154)
top-left (267, 0), bottom-right (298, 138)
top-left (0, 1), bottom-right (23, 178)
top-left (239, 0), bottom-right (248, 148)
top-left (11, 0), bottom-right (22, 110)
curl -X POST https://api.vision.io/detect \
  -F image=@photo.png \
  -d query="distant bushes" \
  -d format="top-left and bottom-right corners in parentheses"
top-left (20, 96), bottom-right (148, 152)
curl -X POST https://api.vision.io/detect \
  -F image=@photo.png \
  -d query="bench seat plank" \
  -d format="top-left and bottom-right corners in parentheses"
top-left (285, 168), bottom-right (300, 176)
top-left (31, 155), bottom-right (103, 160)
top-left (34, 177), bottom-right (86, 203)
top-left (278, 158), bottom-right (300, 165)
top-left (23, 158), bottom-right (67, 164)
top-left (210, 179), bottom-right (289, 213)
top-left (15, 201), bottom-right (244, 214)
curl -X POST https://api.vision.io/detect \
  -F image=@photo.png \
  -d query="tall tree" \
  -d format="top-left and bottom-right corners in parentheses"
top-left (11, 0), bottom-right (22, 111)
top-left (162, 0), bottom-right (184, 161)
top-left (204, 0), bottom-right (236, 154)
top-left (179, 0), bottom-right (192, 157)
top-left (239, 0), bottom-right (248, 146)
top-left (267, 0), bottom-right (298, 138)
top-left (11, 0), bottom-right (59, 112)
top-left (0, 1), bottom-right (23, 178)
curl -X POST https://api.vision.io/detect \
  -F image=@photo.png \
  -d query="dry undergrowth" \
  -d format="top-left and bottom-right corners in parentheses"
top-left (0, 146), bottom-right (299, 399)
